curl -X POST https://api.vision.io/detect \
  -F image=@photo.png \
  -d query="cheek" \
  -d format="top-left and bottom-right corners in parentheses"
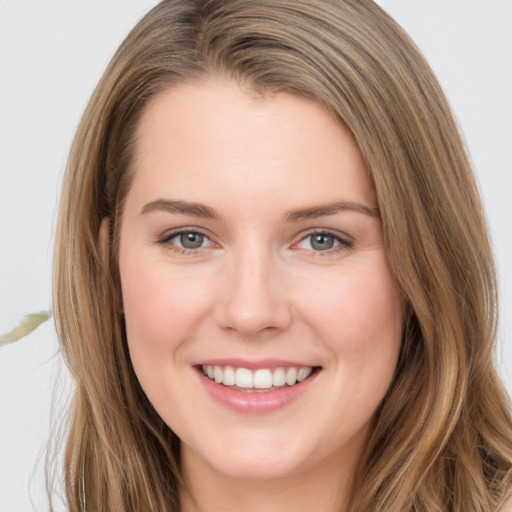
top-left (119, 255), bottom-right (220, 419)
top-left (296, 257), bottom-right (404, 366)
top-left (297, 258), bottom-right (404, 433)
top-left (120, 254), bottom-right (215, 356)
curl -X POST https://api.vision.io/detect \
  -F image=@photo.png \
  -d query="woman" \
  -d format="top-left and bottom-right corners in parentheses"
top-left (52, 0), bottom-right (512, 510)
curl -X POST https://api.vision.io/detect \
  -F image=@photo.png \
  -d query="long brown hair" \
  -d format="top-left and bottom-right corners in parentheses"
top-left (52, 1), bottom-right (512, 510)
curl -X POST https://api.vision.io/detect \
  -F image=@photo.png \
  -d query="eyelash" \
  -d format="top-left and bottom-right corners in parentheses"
top-left (157, 228), bottom-right (353, 256)
top-left (157, 228), bottom-right (214, 255)
top-left (294, 230), bottom-right (353, 255)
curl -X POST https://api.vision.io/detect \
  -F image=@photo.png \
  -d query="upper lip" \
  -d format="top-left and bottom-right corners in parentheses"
top-left (194, 358), bottom-right (320, 370)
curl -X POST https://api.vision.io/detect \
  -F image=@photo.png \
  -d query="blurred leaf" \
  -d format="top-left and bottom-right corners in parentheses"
top-left (0, 311), bottom-right (52, 347)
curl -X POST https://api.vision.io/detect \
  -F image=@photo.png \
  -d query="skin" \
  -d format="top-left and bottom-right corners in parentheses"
top-left (116, 80), bottom-right (404, 511)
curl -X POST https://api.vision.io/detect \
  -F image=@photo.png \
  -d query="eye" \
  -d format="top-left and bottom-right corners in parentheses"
top-left (295, 231), bottom-right (352, 252)
top-left (158, 229), bottom-right (214, 251)
top-left (176, 231), bottom-right (206, 249)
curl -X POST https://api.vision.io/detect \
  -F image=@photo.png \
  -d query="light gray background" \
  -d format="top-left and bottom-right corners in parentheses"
top-left (1, 1), bottom-right (511, 510)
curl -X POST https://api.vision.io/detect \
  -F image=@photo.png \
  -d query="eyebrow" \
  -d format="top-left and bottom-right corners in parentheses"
top-left (140, 198), bottom-right (379, 221)
top-left (284, 201), bottom-right (380, 221)
top-left (141, 199), bottom-right (218, 219)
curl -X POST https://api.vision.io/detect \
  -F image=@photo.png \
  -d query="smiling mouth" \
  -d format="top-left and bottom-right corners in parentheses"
top-left (199, 365), bottom-right (319, 392)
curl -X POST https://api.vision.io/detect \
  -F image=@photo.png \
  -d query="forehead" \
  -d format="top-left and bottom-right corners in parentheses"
top-left (127, 80), bottom-right (375, 212)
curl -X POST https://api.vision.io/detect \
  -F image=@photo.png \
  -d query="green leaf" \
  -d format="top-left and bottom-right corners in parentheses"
top-left (0, 311), bottom-right (52, 347)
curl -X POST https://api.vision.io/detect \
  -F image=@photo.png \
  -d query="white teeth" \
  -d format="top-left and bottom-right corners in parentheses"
top-left (285, 367), bottom-right (297, 386)
top-left (272, 367), bottom-right (286, 387)
top-left (201, 365), bottom-right (315, 390)
top-left (214, 366), bottom-right (223, 383)
top-left (235, 368), bottom-right (253, 388)
top-left (253, 369), bottom-right (273, 389)
top-left (297, 367), bottom-right (313, 382)
top-left (223, 365), bottom-right (236, 386)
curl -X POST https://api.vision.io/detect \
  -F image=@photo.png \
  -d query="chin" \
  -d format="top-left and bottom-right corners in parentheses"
top-left (182, 432), bottom-right (312, 482)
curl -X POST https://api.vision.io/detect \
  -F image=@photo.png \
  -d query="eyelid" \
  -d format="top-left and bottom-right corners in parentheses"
top-left (157, 226), bottom-right (217, 250)
top-left (156, 226), bottom-right (353, 255)
top-left (292, 228), bottom-right (353, 252)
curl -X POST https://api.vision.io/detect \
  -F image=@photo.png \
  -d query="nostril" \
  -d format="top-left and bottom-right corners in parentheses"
top-left (215, 298), bottom-right (292, 336)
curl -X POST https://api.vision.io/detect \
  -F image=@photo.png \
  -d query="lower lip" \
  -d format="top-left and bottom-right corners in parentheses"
top-left (196, 368), bottom-right (320, 414)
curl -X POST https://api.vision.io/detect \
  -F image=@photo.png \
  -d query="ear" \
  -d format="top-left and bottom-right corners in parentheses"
top-left (99, 217), bottom-right (111, 266)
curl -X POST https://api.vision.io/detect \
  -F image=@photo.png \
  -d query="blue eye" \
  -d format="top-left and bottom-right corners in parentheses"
top-left (296, 232), bottom-right (351, 252)
top-left (310, 233), bottom-right (336, 250)
top-left (160, 230), bottom-right (213, 251)
top-left (178, 232), bottom-right (205, 249)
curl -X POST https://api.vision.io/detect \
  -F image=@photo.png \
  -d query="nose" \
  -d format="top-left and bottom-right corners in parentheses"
top-left (215, 245), bottom-right (292, 337)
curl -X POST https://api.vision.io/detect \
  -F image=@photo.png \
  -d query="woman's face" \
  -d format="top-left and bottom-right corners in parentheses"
top-left (118, 80), bottom-right (404, 483)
